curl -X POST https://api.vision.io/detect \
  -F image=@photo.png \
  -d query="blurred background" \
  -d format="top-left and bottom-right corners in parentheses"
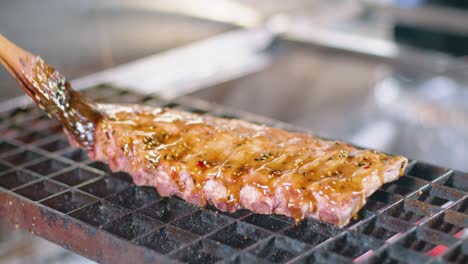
top-left (1, 0), bottom-right (468, 263)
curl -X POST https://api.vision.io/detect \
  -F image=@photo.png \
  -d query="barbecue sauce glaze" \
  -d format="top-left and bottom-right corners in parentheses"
top-left (94, 107), bottom-right (407, 224)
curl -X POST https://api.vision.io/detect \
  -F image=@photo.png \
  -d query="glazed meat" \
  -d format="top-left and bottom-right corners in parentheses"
top-left (90, 106), bottom-right (407, 226)
top-left (0, 35), bottom-right (408, 226)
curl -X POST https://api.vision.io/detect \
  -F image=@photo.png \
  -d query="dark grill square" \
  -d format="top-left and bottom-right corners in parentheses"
top-left (172, 210), bottom-right (233, 235)
top-left (281, 218), bottom-right (340, 246)
top-left (294, 250), bottom-right (352, 264)
top-left (205, 204), bottom-right (251, 219)
top-left (0, 170), bottom-right (38, 189)
top-left (396, 229), bottom-right (455, 254)
top-left (14, 180), bottom-right (66, 201)
top-left (242, 214), bottom-right (292, 232)
top-left (0, 125), bottom-right (23, 139)
top-left (41, 190), bottom-right (98, 213)
top-left (209, 222), bottom-right (271, 249)
top-left (7, 106), bottom-right (39, 123)
top-left (321, 232), bottom-right (383, 259)
top-left (107, 171), bottom-right (133, 183)
top-left (51, 167), bottom-right (101, 186)
top-left (103, 213), bottom-right (161, 240)
top-left (29, 115), bottom-right (55, 130)
top-left (135, 225), bottom-right (199, 254)
top-left (363, 190), bottom-right (403, 213)
top-left (0, 162), bottom-right (11, 175)
top-left (354, 217), bottom-right (400, 241)
top-left (8, 105), bottom-right (38, 121)
top-left (15, 131), bottom-right (47, 144)
top-left (450, 198), bottom-right (468, 214)
top-left (272, 215), bottom-right (295, 224)
top-left (37, 123), bottom-right (63, 135)
top-left (363, 247), bottom-right (424, 264)
top-left (138, 198), bottom-right (197, 223)
top-left (24, 159), bottom-right (70, 176)
top-left (60, 149), bottom-right (89, 162)
top-left (438, 170), bottom-right (468, 193)
top-left (225, 253), bottom-right (264, 264)
top-left (345, 210), bottom-right (376, 228)
top-left (249, 235), bottom-right (309, 263)
top-left (443, 244), bottom-right (468, 263)
top-left (2, 150), bottom-right (43, 166)
top-left (410, 185), bottom-right (464, 208)
top-left (79, 177), bottom-right (130, 198)
top-left (0, 141), bottom-right (16, 155)
top-left (423, 212), bottom-right (466, 235)
top-left (70, 201), bottom-right (130, 227)
top-left (106, 186), bottom-right (160, 210)
top-left (381, 175), bottom-right (428, 196)
top-left (87, 161), bottom-right (112, 173)
top-left (37, 137), bottom-right (70, 153)
top-left (407, 162), bottom-right (449, 181)
top-left (382, 201), bottom-right (428, 224)
top-left (170, 239), bottom-right (238, 264)
top-left (221, 209), bottom-right (251, 219)
top-left (17, 118), bottom-right (47, 129)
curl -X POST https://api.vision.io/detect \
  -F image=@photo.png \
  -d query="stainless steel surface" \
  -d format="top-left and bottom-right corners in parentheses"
top-left (0, 28), bottom-right (273, 113)
top-left (74, 28), bottom-right (273, 99)
top-left (372, 73), bottom-right (468, 172)
top-left (275, 3), bottom-right (468, 77)
top-left (188, 40), bottom-right (384, 140)
top-left (362, 0), bottom-right (468, 35)
top-left (96, 0), bottom-right (263, 28)
top-left (0, 0), bottom-right (232, 101)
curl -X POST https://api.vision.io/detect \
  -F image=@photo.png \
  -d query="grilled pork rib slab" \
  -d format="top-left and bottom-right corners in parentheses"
top-left (0, 35), bottom-right (408, 226)
top-left (87, 105), bottom-right (407, 226)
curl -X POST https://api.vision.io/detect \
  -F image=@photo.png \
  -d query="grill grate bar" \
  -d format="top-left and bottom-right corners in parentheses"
top-left (0, 84), bottom-right (467, 264)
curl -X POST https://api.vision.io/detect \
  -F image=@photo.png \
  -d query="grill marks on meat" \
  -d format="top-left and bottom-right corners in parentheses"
top-left (91, 106), bottom-right (407, 226)
top-left (0, 35), bottom-right (408, 227)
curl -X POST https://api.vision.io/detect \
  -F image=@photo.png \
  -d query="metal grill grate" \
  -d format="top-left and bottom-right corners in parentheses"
top-left (0, 85), bottom-right (467, 264)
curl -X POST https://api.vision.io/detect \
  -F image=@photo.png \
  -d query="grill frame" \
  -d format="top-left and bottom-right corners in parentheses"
top-left (0, 84), bottom-right (467, 264)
